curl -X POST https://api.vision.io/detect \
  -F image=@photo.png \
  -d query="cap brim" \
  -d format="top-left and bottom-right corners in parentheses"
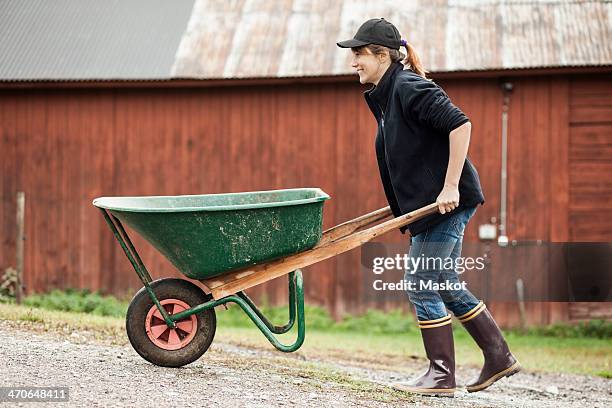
top-left (336, 39), bottom-right (370, 48)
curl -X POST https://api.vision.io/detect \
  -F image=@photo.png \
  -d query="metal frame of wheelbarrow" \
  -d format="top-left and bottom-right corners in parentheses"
top-left (99, 202), bottom-right (439, 353)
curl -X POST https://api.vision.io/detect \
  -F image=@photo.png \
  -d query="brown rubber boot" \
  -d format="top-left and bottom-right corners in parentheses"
top-left (392, 314), bottom-right (456, 397)
top-left (459, 302), bottom-right (521, 392)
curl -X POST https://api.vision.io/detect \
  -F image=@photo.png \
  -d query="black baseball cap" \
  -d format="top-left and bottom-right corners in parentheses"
top-left (337, 18), bottom-right (401, 50)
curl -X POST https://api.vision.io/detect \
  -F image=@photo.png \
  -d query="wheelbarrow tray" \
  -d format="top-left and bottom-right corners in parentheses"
top-left (93, 188), bottom-right (330, 280)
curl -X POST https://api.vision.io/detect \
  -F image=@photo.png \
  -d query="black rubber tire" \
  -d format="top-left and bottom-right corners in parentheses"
top-left (126, 278), bottom-right (216, 367)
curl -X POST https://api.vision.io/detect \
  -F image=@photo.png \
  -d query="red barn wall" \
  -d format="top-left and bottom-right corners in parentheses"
top-left (1, 72), bottom-right (610, 326)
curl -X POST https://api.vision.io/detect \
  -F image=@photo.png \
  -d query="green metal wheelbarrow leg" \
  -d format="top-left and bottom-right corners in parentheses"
top-left (235, 271), bottom-right (297, 334)
top-left (235, 270), bottom-right (305, 352)
top-left (99, 208), bottom-right (176, 328)
top-left (170, 270), bottom-right (306, 353)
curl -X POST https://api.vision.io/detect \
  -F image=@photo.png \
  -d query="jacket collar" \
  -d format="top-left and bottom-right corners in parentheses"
top-left (365, 62), bottom-right (404, 115)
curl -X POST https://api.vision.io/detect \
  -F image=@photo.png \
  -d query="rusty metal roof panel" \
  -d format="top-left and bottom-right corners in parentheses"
top-left (0, 0), bottom-right (195, 81)
top-left (1, 0), bottom-right (610, 82)
top-left (172, 0), bottom-right (612, 79)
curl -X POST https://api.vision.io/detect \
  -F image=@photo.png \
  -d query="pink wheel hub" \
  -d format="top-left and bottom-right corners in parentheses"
top-left (145, 299), bottom-right (197, 350)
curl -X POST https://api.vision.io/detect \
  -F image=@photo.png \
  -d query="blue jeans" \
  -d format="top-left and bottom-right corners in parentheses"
top-left (404, 206), bottom-right (480, 321)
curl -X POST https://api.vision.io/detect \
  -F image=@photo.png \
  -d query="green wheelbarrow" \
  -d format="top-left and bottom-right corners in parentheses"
top-left (93, 188), bottom-right (438, 367)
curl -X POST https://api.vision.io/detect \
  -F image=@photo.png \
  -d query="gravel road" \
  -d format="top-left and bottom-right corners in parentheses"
top-left (0, 320), bottom-right (610, 407)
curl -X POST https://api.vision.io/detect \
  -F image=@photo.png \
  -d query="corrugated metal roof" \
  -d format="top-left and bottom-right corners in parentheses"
top-left (172, 0), bottom-right (612, 79)
top-left (0, 0), bottom-right (195, 80)
top-left (1, 0), bottom-right (610, 82)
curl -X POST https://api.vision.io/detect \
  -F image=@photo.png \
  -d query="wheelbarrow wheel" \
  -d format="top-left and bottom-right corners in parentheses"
top-left (126, 278), bottom-right (216, 367)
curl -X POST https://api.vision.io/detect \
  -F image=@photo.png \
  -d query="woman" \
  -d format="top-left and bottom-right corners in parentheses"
top-left (337, 18), bottom-right (520, 396)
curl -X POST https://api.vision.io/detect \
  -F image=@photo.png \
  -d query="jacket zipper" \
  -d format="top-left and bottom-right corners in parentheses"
top-left (379, 105), bottom-right (390, 170)
top-left (378, 103), bottom-right (402, 210)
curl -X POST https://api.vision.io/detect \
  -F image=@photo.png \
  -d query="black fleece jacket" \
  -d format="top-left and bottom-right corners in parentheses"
top-left (364, 62), bottom-right (485, 236)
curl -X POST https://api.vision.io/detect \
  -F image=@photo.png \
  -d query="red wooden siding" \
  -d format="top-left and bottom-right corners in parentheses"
top-left (568, 77), bottom-right (612, 241)
top-left (1, 72), bottom-right (610, 326)
top-left (567, 76), bottom-right (612, 320)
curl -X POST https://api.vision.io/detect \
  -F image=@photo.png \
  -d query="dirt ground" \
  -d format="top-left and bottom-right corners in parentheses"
top-left (0, 320), bottom-right (610, 407)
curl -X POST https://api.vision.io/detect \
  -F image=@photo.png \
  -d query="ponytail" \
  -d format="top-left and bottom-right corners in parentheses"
top-left (363, 39), bottom-right (430, 80)
top-left (400, 40), bottom-right (429, 79)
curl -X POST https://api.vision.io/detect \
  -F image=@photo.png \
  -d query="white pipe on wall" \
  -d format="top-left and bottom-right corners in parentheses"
top-left (498, 82), bottom-right (513, 246)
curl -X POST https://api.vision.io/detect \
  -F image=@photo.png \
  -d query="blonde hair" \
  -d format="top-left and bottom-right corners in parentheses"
top-left (356, 42), bottom-right (429, 79)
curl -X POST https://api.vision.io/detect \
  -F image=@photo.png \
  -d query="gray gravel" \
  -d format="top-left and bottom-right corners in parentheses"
top-left (0, 322), bottom-right (610, 407)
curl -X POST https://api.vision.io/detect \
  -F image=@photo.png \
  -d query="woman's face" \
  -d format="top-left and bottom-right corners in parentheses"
top-left (350, 47), bottom-right (387, 85)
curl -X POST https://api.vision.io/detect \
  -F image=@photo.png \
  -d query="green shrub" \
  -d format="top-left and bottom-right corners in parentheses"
top-left (216, 304), bottom-right (336, 330)
top-left (336, 309), bottom-right (416, 334)
top-left (512, 319), bottom-right (612, 340)
top-left (597, 370), bottom-right (612, 379)
top-left (217, 303), bottom-right (415, 334)
top-left (23, 289), bottom-right (127, 318)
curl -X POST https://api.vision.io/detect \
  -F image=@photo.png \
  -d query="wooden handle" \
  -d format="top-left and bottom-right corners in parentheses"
top-left (316, 206), bottom-right (393, 247)
top-left (328, 202), bottom-right (439, 245)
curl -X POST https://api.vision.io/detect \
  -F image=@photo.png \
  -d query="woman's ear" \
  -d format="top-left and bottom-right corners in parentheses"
top-left (379, 50), bottom-right (390, 64)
